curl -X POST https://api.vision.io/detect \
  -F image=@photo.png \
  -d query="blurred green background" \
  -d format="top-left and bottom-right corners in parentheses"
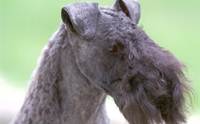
top-left (0, 0), bottom-right (199, 117)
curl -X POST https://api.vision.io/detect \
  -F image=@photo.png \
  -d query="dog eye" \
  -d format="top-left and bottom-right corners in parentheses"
top-left (109, 42), bottom-right (124, 54)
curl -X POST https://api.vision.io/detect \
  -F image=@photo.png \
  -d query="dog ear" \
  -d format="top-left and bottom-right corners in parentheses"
top-left (113, 0), bottom-right (141, 24)
top-left (61, 3), bottom-right (100, 40)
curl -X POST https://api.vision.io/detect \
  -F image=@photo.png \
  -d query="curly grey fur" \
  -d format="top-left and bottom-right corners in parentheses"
top-left (13, 1), bottom-right (189, 124)
top-left (110, 28), bottom-right (189, 124)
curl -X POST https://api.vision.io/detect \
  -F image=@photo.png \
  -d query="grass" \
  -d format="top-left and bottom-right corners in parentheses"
top-left (0, 0), bottom-right (200, 113)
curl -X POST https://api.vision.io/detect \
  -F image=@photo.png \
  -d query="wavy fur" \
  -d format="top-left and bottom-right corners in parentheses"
top-left (117, 27), bottom-right (189, 124)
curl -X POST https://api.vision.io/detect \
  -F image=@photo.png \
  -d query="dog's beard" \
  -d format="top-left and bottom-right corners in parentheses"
top-left (112, 71), bottom-right (187, 124)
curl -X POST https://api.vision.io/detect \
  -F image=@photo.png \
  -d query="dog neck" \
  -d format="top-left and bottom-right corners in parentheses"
top-left (13, 25), bottom-right (108, 124)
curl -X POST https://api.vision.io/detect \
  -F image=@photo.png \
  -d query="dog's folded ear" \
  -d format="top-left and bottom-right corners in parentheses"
top-left (61, 3), bottom-right (100, 40)
top-left (113, 0), bottom-right (141, 24)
